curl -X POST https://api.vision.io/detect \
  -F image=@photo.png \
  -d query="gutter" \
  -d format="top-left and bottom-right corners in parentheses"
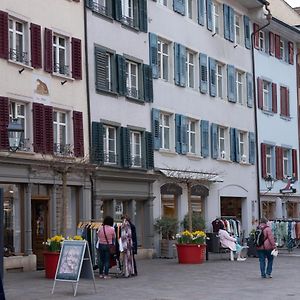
top-left (272, 17), bottom-right (300, 35)
top-left (297, 51), bottom-right (300, 188)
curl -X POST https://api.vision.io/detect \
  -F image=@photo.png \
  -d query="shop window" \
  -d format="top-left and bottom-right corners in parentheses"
top-left (262, 201), bottom-right (275, 220)
top-left (161, 195), bottom-right (177, 218)
top-left (286, 201), bottom-right (298, 219)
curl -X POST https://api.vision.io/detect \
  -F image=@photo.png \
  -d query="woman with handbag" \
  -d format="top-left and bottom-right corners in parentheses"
top-left (97, 216), bottom-right (116, 279)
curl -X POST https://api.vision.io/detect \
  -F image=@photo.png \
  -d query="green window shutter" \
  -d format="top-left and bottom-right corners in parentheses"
top-left (91, 122), bottom-right (104, 164)
top-left (244, 16), bottom-right (251, 49)
top-left (235, 129), bottom-right (240, 162)
top-left (223, 4), bottom-right (229, 40)
top-left (246, 73), bottom-right (254, 108)
top-left (121, 127), bottom-right (131, 168)
top-left (138, 0), bottom-right (148, 32)
top-left (173, 0), bottom-right (185, 15)
top-left (145, 131), bottom-right (154, 169)
top-left (180, 115), bottom-right (188, 155)
top-left (209, 57), bottom-right (216, 97)
top-left (95, 47), bottom-right (109, 92)
top-left (174, 43), bottom-right (180, 86)
top-left (115, 0), bottom-right (122, 21)
top-left (230, 128), bottom-right (238, 162)
top-left (85, 0), bottom-right (93, 9)
top-left (143, 64), bottom-right (153, 102)
top-left (211, 123), bottom-right (218, 159)
top-left (149, 33), bottom-right (158, 79)
top-left (174, 43), bottom-right (186, 87)
top-left (116, 54), bottom-right (126, 96)
top-left (206, 0), bottom-right (213, 31)
top-left (227, 64), bottom-right (236, 102)
top-left (200, 120), bottom-right (209, 157)
top-left (175, 114), bottom-right (181, 153)
top-left (199, 53), bottom-right (208, 94)
top-left (152, 108), bottom-right (160, 150)
top-left (229, 6), bottom-right (235, 43)
top-left (249, 132), bottom-right (255, 165)
top-left (197, 0), bottom-right (205, 26)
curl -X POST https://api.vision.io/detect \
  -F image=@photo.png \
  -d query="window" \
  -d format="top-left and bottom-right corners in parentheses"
top-left (53, 111), bottom-right (70, 155)
top-left (159, 112), bottom-right (170, 150)
top-left (158, 0), bottom-right (167, 5)
top-left (158, 39), bottom-right (169, 81)
top-left (216, 63), bottom-right (223, 98)
top-left (236, 71), bottom-right (244, 105)
top-left (283, 148), bottom-right (291, 178)
top-left (280, 39), bottom-right (285, 60)
top-left (266, 145), bottom-right (273, 175)
top-left (130, 131), bottom-right (142, 167)
top-left (186, 50), bottom-right (195, 88)
top-left (218, 127), bottom-right (227, 159)
top-left (92, 0), bottom-right (112, 16)
top-left (53, 34), bottom-right (69, 76)
top-left (187, 0), bottom-right (193, 19)
top-left (103, 125), bottom-right (117, 164)
top-left (187, 120), bottom-right (196, 154)
top-left (259, 31), bottom-right (265, 51)
top-left (239, 132), bottom-right (247, 162)
top-left (212, 2), bottom-right (220, 35)
top-left (9, 18), bottom-right (27, 64)
top-left (122, 0), bottom-right (137, 27)
top-left (263, 80), bottom-right (271, 111)
top-left (126, 60), bottom-right (139, 99)
top-left (234, 15), bottom-right (242, 45)
top-left (280, 86), bottom-right (290, 117)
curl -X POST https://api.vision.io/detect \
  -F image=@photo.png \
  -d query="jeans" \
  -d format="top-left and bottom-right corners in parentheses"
top-left (257, 249), bottom-right (274, 277)
top-left (98, 244), bottom-right (110, 276)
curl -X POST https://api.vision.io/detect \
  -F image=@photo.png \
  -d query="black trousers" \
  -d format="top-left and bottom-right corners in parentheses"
top-left (0, 275), bottom-right (5, 300)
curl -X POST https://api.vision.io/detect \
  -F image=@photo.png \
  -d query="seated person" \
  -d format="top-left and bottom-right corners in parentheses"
top-left (218, 223), bottom-right (247, 261)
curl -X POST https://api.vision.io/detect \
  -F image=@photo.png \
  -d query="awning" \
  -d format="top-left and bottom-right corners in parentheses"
top-left (158, 168), bottom-right (223, 182)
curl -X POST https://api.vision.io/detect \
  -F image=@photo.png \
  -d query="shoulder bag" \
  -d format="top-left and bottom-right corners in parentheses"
top-left (103, 225), bottom-right (116, 255)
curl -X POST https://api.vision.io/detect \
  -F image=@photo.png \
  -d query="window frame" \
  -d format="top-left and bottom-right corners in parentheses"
top-left (125, 59), bottom-right (140, 99)
top-left (212, 1), bottom-right (221, 35)
top-left (239, 131), bottom-right (247, 162)
top-left (282, 148), bottom-right (291, 178)
top-left (187, 119), bottom-right (196, 154)
top-left (236, 70), bottom-right (245, 105)
top-left (130, 130), bottom-right (142, 167)
top-left (186, 50), bottom-right (195, 89)
top-left (218, 126), bottom-right (228, 159)
top-left (216, 62), bottom-right (223, 99)
top-left (158, 38), bottom-right (169, 81)
top-left (103, 124), bottom-right (117, 164)
top-left (259, 30), bottom-right (265, 51)
top-left (262, 80), bottom-right (271, 111)
top-left (280, 39), bottom-right (285, 60)
top-left (234, 14), bottom-right (242, 45)
top-left (159, 112), bottom-right (171, 150)
top-left (53, 110), bottom-right (69, 155)
top-left (266, 145), bottom-right (273, 176)
top-left (52, 33), bottom-right (70, 76)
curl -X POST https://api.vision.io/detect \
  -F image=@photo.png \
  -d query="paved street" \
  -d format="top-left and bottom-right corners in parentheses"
top-left (3, 253), bottom-right (300, 300)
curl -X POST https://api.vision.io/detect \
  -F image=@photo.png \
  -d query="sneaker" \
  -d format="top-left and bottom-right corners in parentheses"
top-left (261, 275), bottom-right (266, 278)
top-left (99, 275), bottom-right (104, 279)
top-left (237, 257), bottom-right (247, 261)
top-left (266, 274), bottom-right (272, 278)
top-left (104, 275), bottom-right (112, 279)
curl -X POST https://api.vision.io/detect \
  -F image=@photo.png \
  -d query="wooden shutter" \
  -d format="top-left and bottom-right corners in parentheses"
top-left (121, 127), bottom-right (130, 168)
top-left (174, 43), bottom-right (180, 86)
top-left (229, 128), bottom-right (236, 162)
top-left (33, 102), bottom-right (46, 153)
top-left (143, 64), bottom-right (153, 102)
top-left (72, 37), bottom-right (82, 80)
top-left (0, 11), bottom-right (8, 59)
top-left (91, 122), bottom-right (104, 164)
top-left (211, 123), bottom-right (218, 159)
top-left (227, 64), bottom-right (236, 102)
top-left (44, 105), bottom-right (53, 154)
top-left (257, 77), bottom-right (263, 109)
top-left (145, 131), bottom-right (154, 169)
top-left (269, 32), bottom-right (275, 56)
top-left (175, 114), bottom-right (181, 153)
top-left (200, 120), bottom-right (209, 157)
top-left (288, 41), bottom-right (294, 65)
top-left (253, 23), bottom-right (259, 49)
top-left (272, 83), bottom-right (277, 113)
top-left (249, 132), bottom-right (255, 165)
top-left (223, 4), bottom-right (229, 41)
top-left (199, 53), bottom-right (208, 94)
top-left (286, 88), bottom-right (290, 117)
top-left (179, 44), bottom-right (186, 87)
top-left (173, 0), bottom-right (185, 16)
top-left (206, 0), bottom-right (213, 31)
top-left (73, 111), bottom-right (84, 157)
top-left (149, 33), bottom-right (158, 79)
top-left (180, 115), bottom-right (188, 155)
top-left (244, 16), bottom-right (250, 49)
top-left (229, 6), bottom-right (234, 43)
top-left (138, 0), bottom-right (147, 32)
top-left (292, 149), bottom-right (298, 180)
top-left (261, 143), bottom-right (267, 178)
top-left (246, 73), bottom-right (253, 108)
top-left (209, 57), bottom-right (216, 97)
top-left (115, 0), bottom-right (122, 21)
top-left (280, 86), bottom-right (288, 117)
top-left (116, 54), bottom-right (126, 96)
top-left (0, 97), bottom-right (9, 150)
top-left (30, 23), bottom-right (42, 68)
top-left (197, 0), bottom-right (205, 26)
top-left (95, 47), bottom-right (109, 91)
top-left (276, 146), bottom-right (283, 180)
top-left (44, 28), bottom-right (53, 73)
top-left (151, 108), bottom-right (160, 150)
top-left (275, 34), bottom-right (281, 59)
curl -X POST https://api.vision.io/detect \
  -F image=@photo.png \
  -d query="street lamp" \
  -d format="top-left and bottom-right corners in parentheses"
top-left (264, 175), bottom-right (274, 191)
top-left (7, 118), bottom-right (24, 152)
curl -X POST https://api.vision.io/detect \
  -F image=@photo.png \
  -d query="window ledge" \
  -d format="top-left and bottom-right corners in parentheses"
top-left (280, 115), bottom-right (291, 121)
top-left (125, 96), bottom-right (145, 105)
top-left (158, 149), bottom-right (177, 156)
top-left (186, 153), bottom-right (202, 160)
top-left (96, 88), bottom-right (118, 97)
top-left (8, 59), bottom-right (33, 71)
top-left (92, 10), bottom-right (114, 22)
top-left (262, 110), bottom-right (274, 117)
top-left (216, 158), bottom-right (232, 163)
top-left (52, 73), bottom-right (74, 82)
top-left (120, 22), bottom-right (139, 33)
top-left (239, 161), bottom-right (251, 166)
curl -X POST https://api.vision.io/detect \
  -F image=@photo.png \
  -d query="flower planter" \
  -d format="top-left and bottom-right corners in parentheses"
top-left (176, 244), bottom-right (206, 264)
top-left (43, 251), bottom-right (60, 279)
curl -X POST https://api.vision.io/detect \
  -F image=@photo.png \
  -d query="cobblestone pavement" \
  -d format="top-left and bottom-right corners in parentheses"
top-left (3, 252), bottom-right (300, 300)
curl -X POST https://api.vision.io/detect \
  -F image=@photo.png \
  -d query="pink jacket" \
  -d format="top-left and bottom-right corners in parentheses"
top-left (256, 224), bottom-right (276, 250)
top-left (218, 229), bottom-right (237, 251)
top-left (98, 225), bottom-right (115, 244)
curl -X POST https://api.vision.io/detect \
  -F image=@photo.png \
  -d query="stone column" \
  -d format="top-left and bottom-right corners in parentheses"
top-left (144, 197), bottom-right (154, 249)
top-left (51, 185), bottom-right (57, 237)
top-left (275, 197), bottom-right (282, 219)
top-left (24, 183), bottom-right (32, 255)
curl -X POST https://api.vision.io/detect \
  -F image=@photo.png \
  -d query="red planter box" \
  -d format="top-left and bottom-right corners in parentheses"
top-left (43, 251), bottom-right (60, 279)
top-left (176, 244), bottom-right (206, 264)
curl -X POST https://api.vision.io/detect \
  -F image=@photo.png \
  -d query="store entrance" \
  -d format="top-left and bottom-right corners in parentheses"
top-left (220, 197), bottom-right (242, 221)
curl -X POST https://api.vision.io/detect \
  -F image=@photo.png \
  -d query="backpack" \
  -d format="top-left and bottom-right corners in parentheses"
top-left (254, 227), bottom-right (266, 247)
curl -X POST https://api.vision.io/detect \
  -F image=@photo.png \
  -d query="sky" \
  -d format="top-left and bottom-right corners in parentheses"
top-left (284, 0), bottom-right (300, 7)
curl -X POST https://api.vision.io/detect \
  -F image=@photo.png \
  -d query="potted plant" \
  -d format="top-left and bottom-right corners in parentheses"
top-left (154, 216), bottom-right (178, 258)
top-left (181, 212), bottom-right (205, 231)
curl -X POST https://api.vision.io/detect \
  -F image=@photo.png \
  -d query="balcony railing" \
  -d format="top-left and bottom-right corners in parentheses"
top-left (91, 1), bottom-right (112, 17)
top-left (19, 138), bottom-right (31, 152)
top-left (126, 87), bottom-right (140, 99)
top-left (121, 15), bottom-right (135, 28)
top-left (53, 63), bottom-right (69, 76)
top-left (131, 155), bottom-right (142, 167)
top-left (103, 151), bottom-right (118, 164)
top-left (53, 143), bottom-right (73, 157)
top-left (9, 48), bottom-right (28, 65)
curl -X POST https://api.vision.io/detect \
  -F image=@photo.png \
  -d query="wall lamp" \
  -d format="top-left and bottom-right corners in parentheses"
top-left (264, 175), bottom-right (274, 191)
top-left (7, 118), bottom-right (24, 152)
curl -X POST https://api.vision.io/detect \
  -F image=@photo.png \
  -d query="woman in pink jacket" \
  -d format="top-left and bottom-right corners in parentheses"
top-left (256, 217), bottom-right (276, 279)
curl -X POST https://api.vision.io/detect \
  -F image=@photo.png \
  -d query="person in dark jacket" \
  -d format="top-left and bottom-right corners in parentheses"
top-left (0, 274), bottom-right (5, 300)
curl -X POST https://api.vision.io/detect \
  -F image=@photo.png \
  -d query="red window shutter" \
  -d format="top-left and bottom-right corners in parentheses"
top-left (73, 111), bottom-right (84, 157)
top-left (71, 38), bottom-right (82, 80)
top-left (286, 88), bottom-right (290, 117)
top-left (257, 78), bottom-right (263, 109)
top-left (276, 146), bottom-right (283, 180)
top-left (73, 0), bottom-right (80, 2)
top-left (253, 23), bottom-right (259, 49)
top-left (0, 96), bottom-right (9, 150)
top-left (269, 32), bottom-right (275, 56)
top-left (292, 149), bottom-right (298, 180)
top-left (280, 86), bottom-right (287, 117)
top-left (32, 102), bottom-right (46, 153)
top-left (44, 28), bottom-right (53, 73)
top-left (0, 11), bottom-right (8, 59)
top-left (261, 143), bottom-right (267, 178)
top-left (275, 34), bottom-right (281, 59)
top-left (288, 41), bottom-right (294, 65)
top-left (272, 83), bottom-right (277, 113)
top-left (30, 23), bottom-right (42, 68)
top-left (44, 105), bottom-right (53, 154)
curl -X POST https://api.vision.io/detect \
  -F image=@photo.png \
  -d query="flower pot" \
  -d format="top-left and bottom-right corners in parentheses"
top-left (176, 244), bottom-right (206, 264)
top-left (43, 251), bottom-right (60, 279)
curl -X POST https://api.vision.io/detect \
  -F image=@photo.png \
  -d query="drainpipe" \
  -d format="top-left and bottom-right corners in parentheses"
top-left (0, 188), bottom-right (3, 278)
top-left (296, 51), bottom-right (300, 189)
top-left (251, 2), bottom-right (272, 221)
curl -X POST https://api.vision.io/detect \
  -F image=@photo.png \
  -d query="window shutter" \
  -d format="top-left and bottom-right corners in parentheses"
top-left (227, 64), bottom-right (236, 102)
top-left (145, 131), bottom-right (154, 169)
top-left (91, 122), bottom-right (104, 164)
top-left (44, 28), bottom-right (53, 73)
top-left (261, 143), bottom-right (267, 178)
top-left (30, 23), bottom-right (42, 68)
top-left (206, 0), bottom-right (213, 31)
top-left (211, 123), bottom-right (218, 159)
top-left (149, 33), bottom-right (158, 79)
top-left (246, 73), bottom-right (253, 108)
top-left (230, 128), bottom-right (236, 162)
top-left (143, 64), bottom-right (153, 102)
top-left (200, 120), bottom-right (209, 157)
top-left (116, 54), bottom-right (126, 96)
top-left (173, 0), bottom-right (185, 16)
top-left (175, 114), bottom-right (181, 153)
top-left (209, 57), bottom-right (216, 97)
top-left (85, 0), bottom-right (93, 8)
top-left (0, 11), bottom-right (8, 59)
top-left (197, 0), bottom-right (205, 26)
top-left (286, 88), bottom-right (290, 117)
top-left (138, 0), bottom-right (148, 32)
top-left (73, 111), bottom-right (84, 157)
top-left (229, 6), bottom-right (235, 43)
top-left (151, 108), bottom-right (160, 150)
top-left (115, 0), bottom-right (122, 21)
top-left (292, 149), bottom-right (298, 180)
top-left (253, 23), bottom-right (259, 49)
top-left (179, 44), bottom-right (186, 87)
top-left (95, 47), bottom-right (109, 91)
top-left (288, 41), bottom-right (294, 65)
top-left (244, 16), bottom-right (250, 49)
top-left (32, 103), bottom-right (46, 153)
top-left (280, 86), bottom-right (286, 117)
top-left (272, 83), bottom-right (277, 114)
top-left (223, 4), bottom-right (229, 41)
top-left (257, 78), bottom-right (263, 109)
top-left (121, 127), bottom-right (131, 168)
top-left (276, 146), bottom-right (283, 180)
top-left (249, 132), bottom-right (255, 165)
top-left (269, 32), bottom-right (275, 56)
top-left (0, 97), bottom-right (9, 150)
top-left (44, 105), bottom-right (53, 154)
top-left (72, 37), bottom-right (82, 80)
top-left (174, 43), bottom-right (181, 86)
top-left (180, 115), bottom-right (188, 155)
top-left (275, 34), bottom-right (281, 59)
top-left (199, 53), bottom-right (208, 94)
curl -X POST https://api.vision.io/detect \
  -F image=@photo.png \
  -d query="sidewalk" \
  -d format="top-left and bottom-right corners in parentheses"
top-left (3, 252), bottom-right (300, 300)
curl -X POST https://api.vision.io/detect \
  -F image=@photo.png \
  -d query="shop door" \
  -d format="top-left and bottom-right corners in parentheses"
top-left (220, 197), bottom-right (242, 220)
top-left (32, 200), bottom-right (49, 269)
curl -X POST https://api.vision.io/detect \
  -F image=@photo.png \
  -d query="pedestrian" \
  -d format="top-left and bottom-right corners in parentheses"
top-left (256, 217), bottom-right (276, 279)
top-left (97, 216), bottom-right (116, 279)
top-left (0, 274), bottom-right (5, 300)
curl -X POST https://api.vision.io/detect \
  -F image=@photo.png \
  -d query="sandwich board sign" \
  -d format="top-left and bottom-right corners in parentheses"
top-left (51, 240), bottom-right (96, 296)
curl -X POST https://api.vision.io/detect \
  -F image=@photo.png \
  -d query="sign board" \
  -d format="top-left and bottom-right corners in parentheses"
top-left (52, 240), bottom-right (96, 296)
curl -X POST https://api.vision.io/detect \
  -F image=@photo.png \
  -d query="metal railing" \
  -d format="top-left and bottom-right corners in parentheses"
top-left (19, 138), bottom-right (31, 152)
top-left (91, 1), bottom-right (112, 17)
top-left (53, 143), bottom-right (73, 157)
top-left (121, 15), bottom-right (135, 27)
top-left (126, 87), bottom-right (140, 99)
top-left (103, 152), bottom-right (118, 164)
top-left (9, 48), bottom-right (28, 65)
top-left (53, 63), bottom-right (69, 76)
top-left (131, 155), bottom-right (142, 167)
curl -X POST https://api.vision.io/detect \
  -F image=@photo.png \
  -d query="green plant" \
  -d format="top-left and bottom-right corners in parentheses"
top-left (176, 230), bottom-right (206, 245)
top-left (181, 212), bottom-right (205, 231)
top-left (154, 216), bottom-right (179, 240)
top-left (43, 235), bottom-right (83, 252)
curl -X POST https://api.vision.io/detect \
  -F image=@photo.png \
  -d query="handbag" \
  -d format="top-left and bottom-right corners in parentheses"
top-left (103, 225), bottom-right (116, 255)
top-left (271, 248), bottom-right (278, 257)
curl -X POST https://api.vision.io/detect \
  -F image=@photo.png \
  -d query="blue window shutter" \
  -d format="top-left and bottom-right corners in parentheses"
top-left (174, 43), bottom-right (180, 86)
top-left (173, 0), bottom-right (186, 15)
top-left (152, 108), bottom-right (160, 150)
top-left (181, 115), bottom-right (188, 154)
top-left (179, 44), bottom-right (186, 87)
top-left (246, 73), bottom-right (254, 108)
top-left (249, 132), bottom-right (256, 165)
top-left (138, 0), bottom-right (148, 32)
top-left (199, 53), bottom-right (208, 94)
top-left (85, 0), bottom-right (93, 9)
top-left (235, 129), bottom-right (240, 162)
top-left (115, 0), bottom-right (122, 21)
top-left (227, 64), bottom-right (236, 102)
top-left (206, 0), bottom-right (213, 31)
top-left (143, 64), bottom-right (153, 102)
top-left (145, 131), bottom-right (154, 169)
top-left (244, 16), bottom-right (251, 49)
top-left (211, 123), bottom-right (218, 159)
top-left (197, 0), bottom-right (205, 26)
top-left (229, 7), bottom-right (235, 43)
top-left (149, 33), bottom-right (158, 79)
top-left (223, 4), bottom-right (229, 40)
top-left (201, 120), bottom-right (209, 157)
top-left (121, 127), bottom-right (131, 168)
top-left (209, 57), bottom-right (216, 97)
top-left (230, 128), bottom-right (236, 162)
top-left (116, 54), bottom-right (126, 96)
top-left (91, 122), bottom-right (104, 164)
top-left (175, 114), bottom-right (181, 153)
